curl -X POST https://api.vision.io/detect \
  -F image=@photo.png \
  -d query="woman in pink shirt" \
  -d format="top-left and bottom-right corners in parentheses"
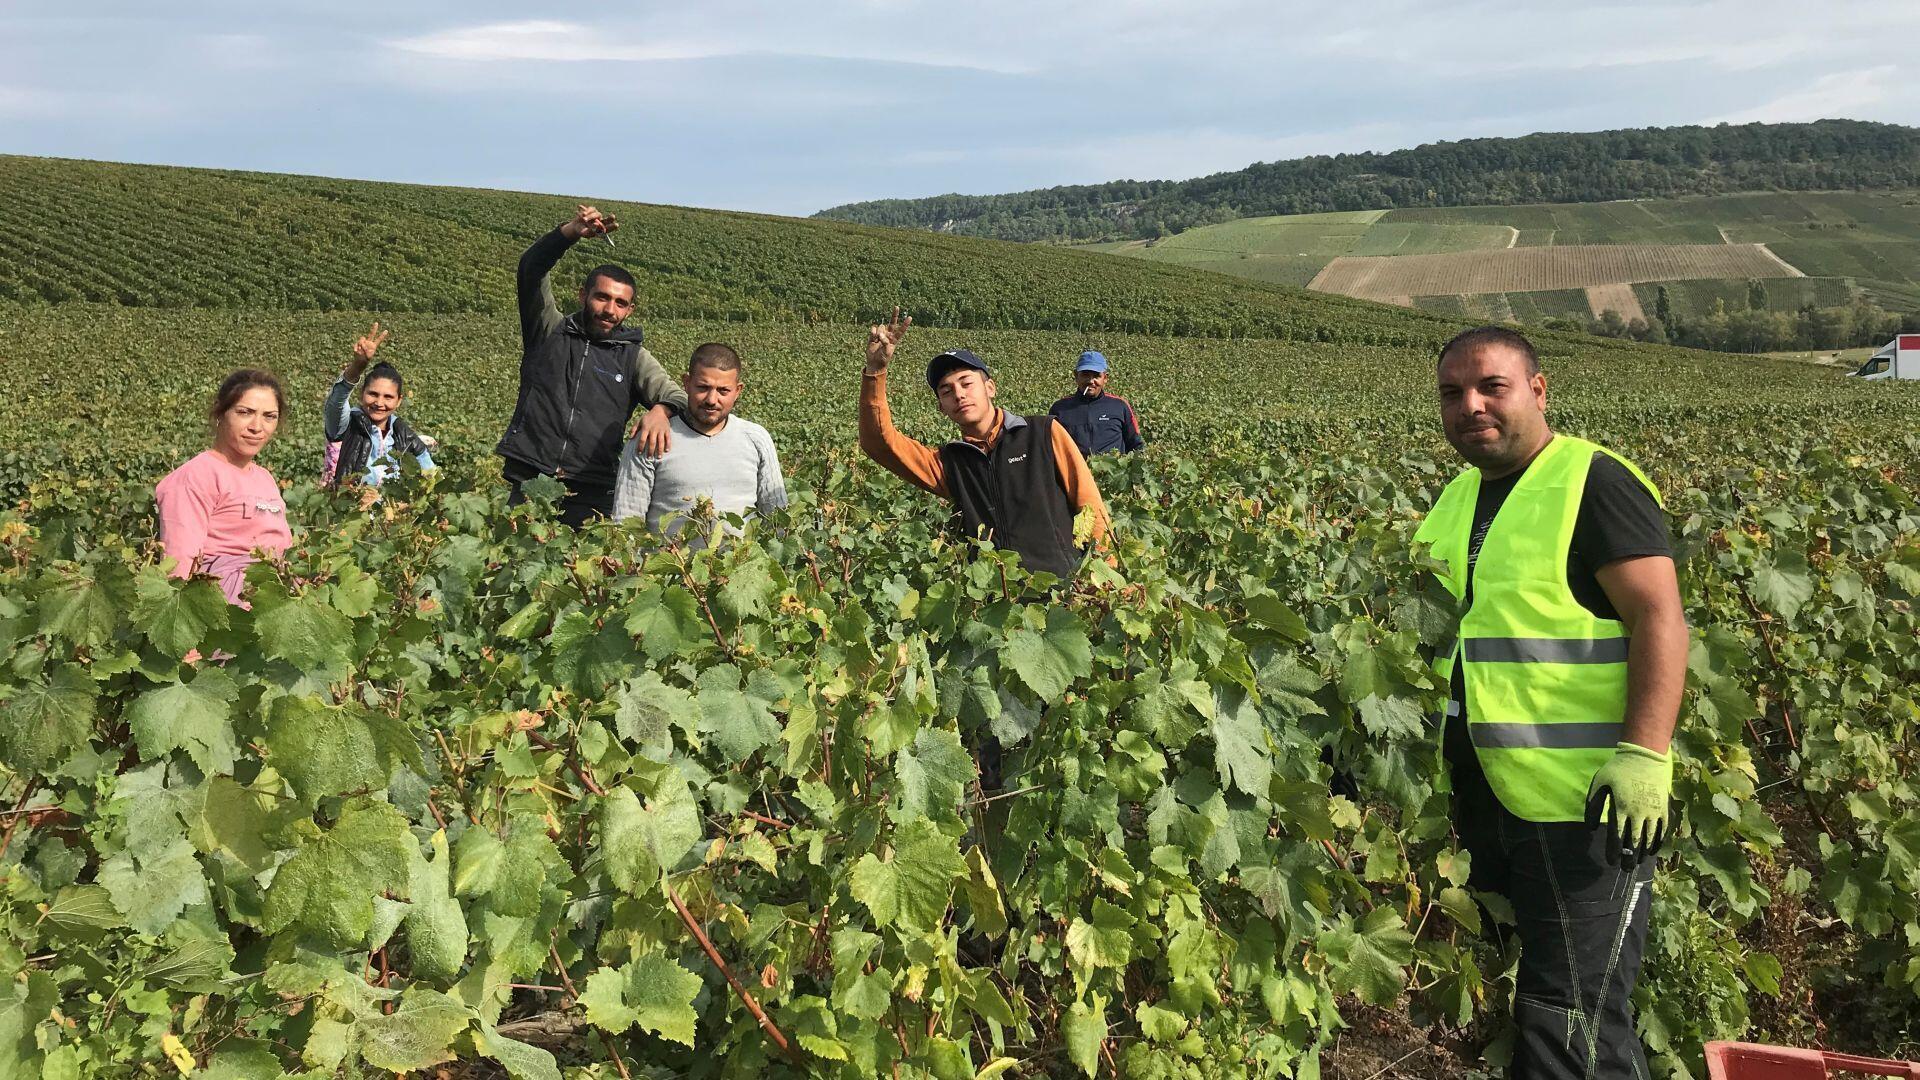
top-left (155, 370), bottom-right (293, 605)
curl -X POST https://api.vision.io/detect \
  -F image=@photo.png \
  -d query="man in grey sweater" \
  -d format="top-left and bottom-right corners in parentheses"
top-left (612, 344), bottom-right (787, 539)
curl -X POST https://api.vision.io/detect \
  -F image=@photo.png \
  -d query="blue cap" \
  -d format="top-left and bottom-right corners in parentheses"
top-left (927, 349), bottom-right (991, 389)
top-left (1076, 350), bottom-right (1109, 374)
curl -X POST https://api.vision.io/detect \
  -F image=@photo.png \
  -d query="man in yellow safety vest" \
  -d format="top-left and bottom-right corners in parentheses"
top-left (1413, 326), bottom-right (1687, 1079)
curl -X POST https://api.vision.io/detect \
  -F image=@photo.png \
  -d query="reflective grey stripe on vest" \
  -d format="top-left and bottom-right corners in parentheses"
top-left (1469, 721), bottom-right (1622, 749)
top-left (1463, 637), bottom-right (1629, 664)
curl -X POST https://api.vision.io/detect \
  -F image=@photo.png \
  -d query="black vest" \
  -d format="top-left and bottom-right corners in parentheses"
top-left (331, 410), bottom-right (428, 489)
top-left (936, 413), bottom-right (1081, 580)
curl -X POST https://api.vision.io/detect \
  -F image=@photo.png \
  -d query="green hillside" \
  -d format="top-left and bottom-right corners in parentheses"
top-left (4, 159), bottom-right (1920, 1080)
top-left (0, 155), bottom-right (1465, 346)
top-left (816, 120), bottom-right (1920, 242)
top-left (1090, 191), bottom-right (1920, 340)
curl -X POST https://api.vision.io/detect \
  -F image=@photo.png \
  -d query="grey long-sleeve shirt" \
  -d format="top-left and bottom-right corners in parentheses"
top-left (612, 414), bottom-right (788, 536)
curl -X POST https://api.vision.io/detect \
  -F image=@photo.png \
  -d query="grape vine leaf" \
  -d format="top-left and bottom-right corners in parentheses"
top-left (39, 885), bottom-right (124, 941)
top-left (99, 837), bottom-right (209, 935)
top-left (624, 586), bottom-right (705, 661)
top-left (0, 971), bottom-right (56, 1079)
top-left (265, 695), bottom-right (422, 807)
top-left (579, 953), bottom-right (702, 1046)
top-left (132, 570), bottom-right (230, 657)
top-left (1315, 907), bottom-right (1415, 1006)
top-left (1750, 548), bottom-right (1815, 619)
top-left (405, 830), bottom-right (469, 983)
top-left (1061, 995), bottom-right (1107, 1078)
top-left (613, 672), bottom-right (696, 760)
top-left (849, 818), bottom-right (965, 930)
top-left (1066, 898), bottom-right (1137, 976)
top-left (599, 781), bottom-right (702, 893)
top-left (696, 663), bottom-right (782, 763)
top-left (891, 728), bottom-right (975, 826)
top-left (181, 775), bottom-right (279, 873)
top-left (999, 608), bottom-right (1092, 702)
top-left (475, 1022), bottom-right (562, 1080)
top-left (128, 667), bottom-right (240, 775)
top-left (960, 846), bottom-right (1009, 938)
top-left (263, 799), bottom-right (413, 948)
top-left (35, 565), bottom-right (124, 646)
top-left (321, 987), bottom-right (475, 1072)
top-left (1210, 685), bottom-right (1272, 798)
top-left (0, 664), bottom-right (95, 773)
top-left (547, 611), bottom-right (640, 696)
top-left (1127, 669), bottom-right (1213, 747)
top-left (253, 582), bottom-right (355, 669)
top-left (452, 815), bottom-right (564, 917)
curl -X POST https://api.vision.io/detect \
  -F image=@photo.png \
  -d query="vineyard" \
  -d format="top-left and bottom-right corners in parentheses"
top-left (1099, 191), bottom-right (1920, 328)
top-left (2, 167), bottom-right (1920, 1080)
top-left (0, 156), bottom-right (1475, 346)
top-left (1308, 245), bottom-right (1798, 304)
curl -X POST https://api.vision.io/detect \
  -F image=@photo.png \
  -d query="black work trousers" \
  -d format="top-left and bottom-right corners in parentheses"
top-left (1449, 720), bottom-right (1655, 1080)
top-left (503, 461), bottom-right (615, 529)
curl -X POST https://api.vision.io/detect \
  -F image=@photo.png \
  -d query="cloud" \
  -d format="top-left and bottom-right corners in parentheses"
top-left (387, 19), bottom-right (1033, 75)
top-left (0, 82), bottom-right (173, 120)
top-left (1711, 66), bottom-right (1898, 124)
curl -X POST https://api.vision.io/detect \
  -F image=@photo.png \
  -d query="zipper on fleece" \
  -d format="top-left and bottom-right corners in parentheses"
top-left (556, 339), bottom-right (588, 474)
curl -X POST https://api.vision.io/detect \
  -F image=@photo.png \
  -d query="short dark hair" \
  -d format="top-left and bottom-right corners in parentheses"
top-left (689, 342), bottom-right (742, 375)
top-left (1438, 325), bottom-right (1540, 376)
top-left (211, 369), bottom-right (285, 422)
top-left (582, 264), bottom-right (636, 294)
top-left (361, 361), bottom-right (404, 396)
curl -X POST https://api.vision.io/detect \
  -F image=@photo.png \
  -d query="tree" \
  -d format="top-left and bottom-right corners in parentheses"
top-left (1655, 285), bottom-right (1674, 330)
top-left (1747, 279), bottom-right (1769, 311)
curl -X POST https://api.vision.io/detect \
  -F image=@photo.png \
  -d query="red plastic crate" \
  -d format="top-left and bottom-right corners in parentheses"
top-left (1706, 1041), bottom-right (1920, 1079)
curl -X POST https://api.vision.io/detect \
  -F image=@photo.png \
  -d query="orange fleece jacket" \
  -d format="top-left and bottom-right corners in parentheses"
top-left (858, 369), bottom-right (1109, 547)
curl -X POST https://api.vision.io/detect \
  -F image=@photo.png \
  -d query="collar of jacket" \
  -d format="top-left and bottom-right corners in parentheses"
top-left (561, 312), bottom-right (645, 346)
top-left (944, 409), bottom-right (1024, 457)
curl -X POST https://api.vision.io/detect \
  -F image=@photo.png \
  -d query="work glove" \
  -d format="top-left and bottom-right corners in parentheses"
top-left (1585, 741), bottom-right (1673, 863)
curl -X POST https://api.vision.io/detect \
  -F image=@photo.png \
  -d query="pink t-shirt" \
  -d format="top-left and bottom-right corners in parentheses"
top-left (155, 451), bottom-right (292, 585)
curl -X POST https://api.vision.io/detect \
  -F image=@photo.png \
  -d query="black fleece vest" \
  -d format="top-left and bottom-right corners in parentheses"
top-left (331, 411), bottom-right (428, 489)
top-left (936, 413), bottom-right (1081, 580)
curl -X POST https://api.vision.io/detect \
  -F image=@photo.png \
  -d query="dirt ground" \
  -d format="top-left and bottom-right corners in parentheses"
top-left (1319, 1003), bottom-right (1484, 1080)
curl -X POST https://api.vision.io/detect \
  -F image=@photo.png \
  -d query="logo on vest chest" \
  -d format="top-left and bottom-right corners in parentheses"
top-left (1006, 454), bottom-right (1027, 463)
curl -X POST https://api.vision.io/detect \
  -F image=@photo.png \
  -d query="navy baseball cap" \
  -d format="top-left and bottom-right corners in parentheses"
top-left (1076, 350), bottom-right (1109, 374)
top-left (927, 349), bottom-right (991, 389)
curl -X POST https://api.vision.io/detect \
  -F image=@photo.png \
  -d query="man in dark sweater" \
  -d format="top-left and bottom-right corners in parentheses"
top-left (495, 204), bottom-right (688, 527)
top-left (1049, 351), bottom-right (1144, 456)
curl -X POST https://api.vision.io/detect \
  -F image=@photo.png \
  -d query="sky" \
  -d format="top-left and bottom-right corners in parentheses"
top-left (4, 2), bottom-right (1918, 218)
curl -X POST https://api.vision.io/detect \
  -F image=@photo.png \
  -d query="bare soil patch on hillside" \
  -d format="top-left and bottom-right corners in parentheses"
top-left (1308, 243), bottom-right (1799, 302)
top-left (1585, 282), bottom-right (1646, 321)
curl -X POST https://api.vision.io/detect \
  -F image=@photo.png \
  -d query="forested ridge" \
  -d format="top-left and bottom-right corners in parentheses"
top-left (814, 120), bottom-right (1920, 242)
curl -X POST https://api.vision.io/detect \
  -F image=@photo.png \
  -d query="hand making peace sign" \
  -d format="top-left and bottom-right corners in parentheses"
top-left (343, 321), bottom-right (390, 383)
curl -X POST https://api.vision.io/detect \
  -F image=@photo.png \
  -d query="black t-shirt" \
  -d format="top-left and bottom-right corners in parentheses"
top-left (1445, 450), bottom-right (1672, 774)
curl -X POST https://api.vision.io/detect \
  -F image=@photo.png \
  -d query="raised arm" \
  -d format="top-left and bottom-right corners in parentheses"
top-left (327, 322), bottom-right (389, 440)
top-left (858, 309), bottom-right (948, 497)
top-left (518, 205), bottom-right (618, 349)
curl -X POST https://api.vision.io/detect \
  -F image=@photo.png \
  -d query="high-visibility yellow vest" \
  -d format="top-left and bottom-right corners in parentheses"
top-left (1413, 434), bottom-right (1668, 822)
